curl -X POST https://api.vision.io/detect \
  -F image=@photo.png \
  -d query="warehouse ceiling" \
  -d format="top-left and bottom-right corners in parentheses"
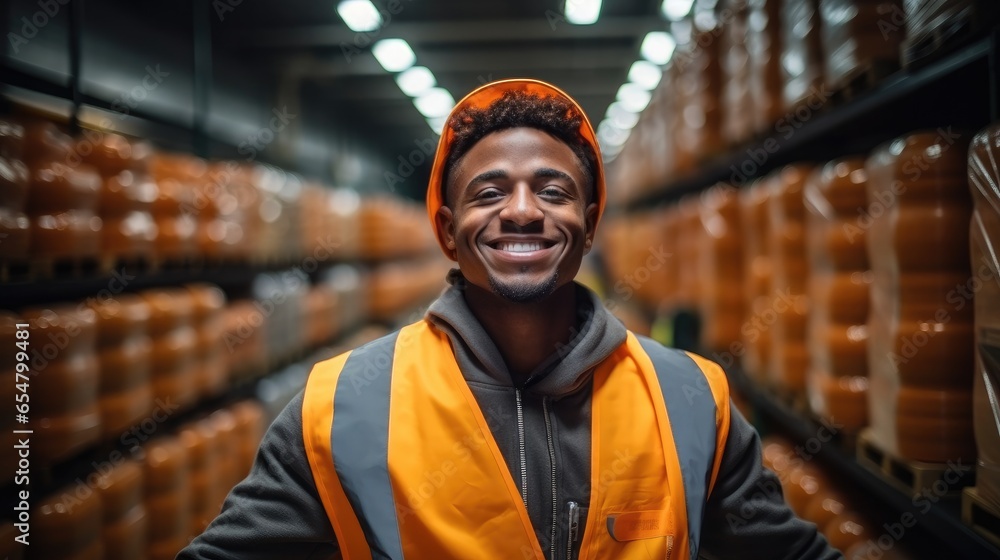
top-left (209, 0), bottom-right (666, 195)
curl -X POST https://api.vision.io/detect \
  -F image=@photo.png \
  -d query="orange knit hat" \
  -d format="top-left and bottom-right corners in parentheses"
top-left (425, 78), bottom-right (606, 259)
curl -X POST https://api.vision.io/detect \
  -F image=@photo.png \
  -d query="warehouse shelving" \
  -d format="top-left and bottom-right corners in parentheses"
top-left (605, 27), bottom-right (1000, 560)
top-left (728, 366), bottom-right (1000, 560)
top-left (620, 32), bottom-right (998, 210)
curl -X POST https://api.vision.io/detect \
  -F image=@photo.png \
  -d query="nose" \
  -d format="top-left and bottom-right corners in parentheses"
top-left (498, 183), bottom-right (544, 226)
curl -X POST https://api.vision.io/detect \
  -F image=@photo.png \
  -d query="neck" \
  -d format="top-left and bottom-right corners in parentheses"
top-left (463, 281), bottom-right (580, 386)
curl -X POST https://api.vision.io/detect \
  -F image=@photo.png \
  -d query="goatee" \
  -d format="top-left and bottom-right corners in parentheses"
top-left (488, 271), bottom-right (559, 303)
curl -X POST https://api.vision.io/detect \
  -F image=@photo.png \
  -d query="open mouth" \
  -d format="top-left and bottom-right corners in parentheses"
top-left (488, 240), bottom-right (556, 253)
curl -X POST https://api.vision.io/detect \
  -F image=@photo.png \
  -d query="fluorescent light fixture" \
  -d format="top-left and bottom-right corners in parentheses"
top-left (372, 39), bottom-right (416, 72)
top-left (597, 120), bottom-right (630, 147)
top-left (396, 66), bottom-right (436, 97)
top-left (414, 88), bottom-right (455, 118)
top-left (428, 117), bottom-right (447, 135)
top-left (602, 142), bottom-right (623, 161)
top-left (616, 83), bottom-right (652, 113)
top-left (337, 0), bottom-right (382, 32)
top-left (565, 0), bottom-right (602, 25)
top-left (628, 60), bottom-right (662, 90)
top-left (661, 0), bottom-right (695, 20)
top-left (640, 31), bottom-right (677, 65)
top-left (606, 102), bottom-right (640, 129)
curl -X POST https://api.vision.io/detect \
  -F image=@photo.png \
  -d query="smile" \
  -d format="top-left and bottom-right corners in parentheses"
top-left (498, 242), bottom-right (543, 252)
top-left (485, 239), bottom-right (557, 260)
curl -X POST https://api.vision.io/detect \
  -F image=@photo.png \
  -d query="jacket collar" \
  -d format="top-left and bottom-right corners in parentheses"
top-left (425, 269), bottom-right (627, 398)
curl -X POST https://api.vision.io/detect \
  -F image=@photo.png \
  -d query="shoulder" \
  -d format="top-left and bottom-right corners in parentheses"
top-left (629, 334), bottom-right (731, 403)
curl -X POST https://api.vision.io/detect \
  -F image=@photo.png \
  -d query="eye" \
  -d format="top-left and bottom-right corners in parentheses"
top-left (475, 188), bottom-right (504, 200)
top-left (539, 186), bottom-right (568, 198)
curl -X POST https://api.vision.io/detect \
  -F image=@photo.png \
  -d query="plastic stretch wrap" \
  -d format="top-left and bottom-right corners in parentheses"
top-left (95, 459), bottom-right (147, 560)
top-left (147, 155), bottom-right (198, 260)
top-left (769, 165), bottom-right (813, 396)
top-left (699, 185), bottom-right (745, 352)
top-left (179, 419), bottom-right (221, 537)
top-left (80, 132), bottom-right (158, 261)
top-left (21, 305), bottom-right (100, 463)
top-left (740, 181), bottom-right (774, 381)
top-left (805, 158), bottom-right (872, 431)
top-left (748, 0), bottom-right (784, 133)
top-left (676, 196), bottom-right (706, 309)
top-left (90, 294), bottom-right (153, 438)
top-left (24, 123), bottom-right (103, 260)
top-left (968, 122), bottom-right (1000, 509)
top-left (679, 28), bottom-right (724, 160)
top-left (722, 0), bottom-right (755, 145)
top-left (187, 283), bottom-right (228, 398)
top-left (903, 0), bottom-right (998, 62)
top-left (865, 130), bottom-right (975, 462)
top-left (782, 0), bottom-right (825, 109)
top-left (0, 117), bottom-right (30, 260)
top-left (821, 0), bottom-right (904, 90)
top-left (668, 59), bottom-right (698, 177)
top-left (648, 83), bottom-right (676, 191)
top-left (143, 436), bottom-right (191, 560)
top-left (141, 289), bottom-right (198, 410)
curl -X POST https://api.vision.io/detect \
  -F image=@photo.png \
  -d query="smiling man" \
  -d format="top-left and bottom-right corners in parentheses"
top-left (180, 80), bottom-right (841, 560)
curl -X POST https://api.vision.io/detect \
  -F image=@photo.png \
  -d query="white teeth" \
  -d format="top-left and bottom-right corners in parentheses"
top-left (499, 242), bottom-right (542, 253)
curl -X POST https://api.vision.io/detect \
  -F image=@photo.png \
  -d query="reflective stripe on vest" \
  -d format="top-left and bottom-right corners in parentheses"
top-left (637, 336), bottom-right (722, 560)
top-left (302, 321), bottom-right (730, 560)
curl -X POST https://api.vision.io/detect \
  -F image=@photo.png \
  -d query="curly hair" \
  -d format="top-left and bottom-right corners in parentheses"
top-left (442, 89), bottom-right (597, 204)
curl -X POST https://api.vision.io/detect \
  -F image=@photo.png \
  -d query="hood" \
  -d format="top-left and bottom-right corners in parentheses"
top-left (426, 270), bottom-right (627, 398)
top-left (425, 78), bottom-right (607, 260)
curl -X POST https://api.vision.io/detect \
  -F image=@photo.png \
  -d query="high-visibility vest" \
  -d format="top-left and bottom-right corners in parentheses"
top-left (302, 320), bottom-right (731, 560)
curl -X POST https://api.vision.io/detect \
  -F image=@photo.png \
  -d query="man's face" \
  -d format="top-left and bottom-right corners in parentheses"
top-left (436, 127), bottom-right (598, 303)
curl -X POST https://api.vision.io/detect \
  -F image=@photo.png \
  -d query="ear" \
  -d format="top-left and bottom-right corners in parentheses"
top-left (436, 205), bottom-right (458, 258)
top-left (583, 202), bottom-right (598, 255)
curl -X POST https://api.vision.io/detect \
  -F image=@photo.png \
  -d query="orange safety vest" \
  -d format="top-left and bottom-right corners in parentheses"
top-left (302, 320), bottom-right (731, 560)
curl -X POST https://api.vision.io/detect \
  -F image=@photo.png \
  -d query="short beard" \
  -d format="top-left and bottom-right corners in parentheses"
top-left (488, 271), bottom-right (559, 303)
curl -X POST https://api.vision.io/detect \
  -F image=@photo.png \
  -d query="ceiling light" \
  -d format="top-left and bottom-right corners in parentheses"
top-left (372, 39), bottom-right (416, 72)
top-left (598, 120), bottom-right (630, 147)
top-left (414, 88), bottom-right (455, 118)
top-left (640, 31), bottom-right (677, 65)
top-left (661, 0), bottom-right (695, 20)
top-left (337, 0), bottom-right (382, 33)
top-left (565, 0), bottom-right (603, 25)
top-left (606, 102), bottom-right (640, 129)
top-left (428, 117), bottom-right (447, 135)
top-left (616, 83), bottom-right (652, 113)
top-left (628, 60), bottom-right (662, 90)
top-left (396, 66), bottom-right (436, 97)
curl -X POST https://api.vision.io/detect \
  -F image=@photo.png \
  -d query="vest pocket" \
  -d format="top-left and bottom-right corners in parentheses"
top-left (606, 509), bottom-right (673, 541)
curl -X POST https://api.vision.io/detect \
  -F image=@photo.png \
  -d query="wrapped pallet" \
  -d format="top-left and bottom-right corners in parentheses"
top-left (721, 0), bottom-right (755, 146)
top-left (782, 0), bottom-right (825, 111)
top-left (820, 0), bottom-right (904, 92)
top-left (903, 0), bottom-right (1000, 66)
top-left (968, 122), bottom-right (1000, 509)
top-left (865, 130), bottom-right (975, 462)
top-left (769, 165), bottom-right (813, 397)
top-left (740, 179), bottom-right (775, 381)
top-left (805, 158), bottom-right (872, 432)
top-left (698, 184), bottom-right (745, 352)
top-left (748, 0), bottom-right (785, 133)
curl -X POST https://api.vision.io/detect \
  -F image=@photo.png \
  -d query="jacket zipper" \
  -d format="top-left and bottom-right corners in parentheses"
top-left (666, 534), bottom-right (674, 560)
top-left (515, 388), bottom-right (528, 509)
top-left (566, 501), bottom-right (580, 560)
top-left (543, 397), bottom-right (557, 560)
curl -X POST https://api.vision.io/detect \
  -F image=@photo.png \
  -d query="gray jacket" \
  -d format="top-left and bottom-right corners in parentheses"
top-left (179, 276), bottom-right (841, 559)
